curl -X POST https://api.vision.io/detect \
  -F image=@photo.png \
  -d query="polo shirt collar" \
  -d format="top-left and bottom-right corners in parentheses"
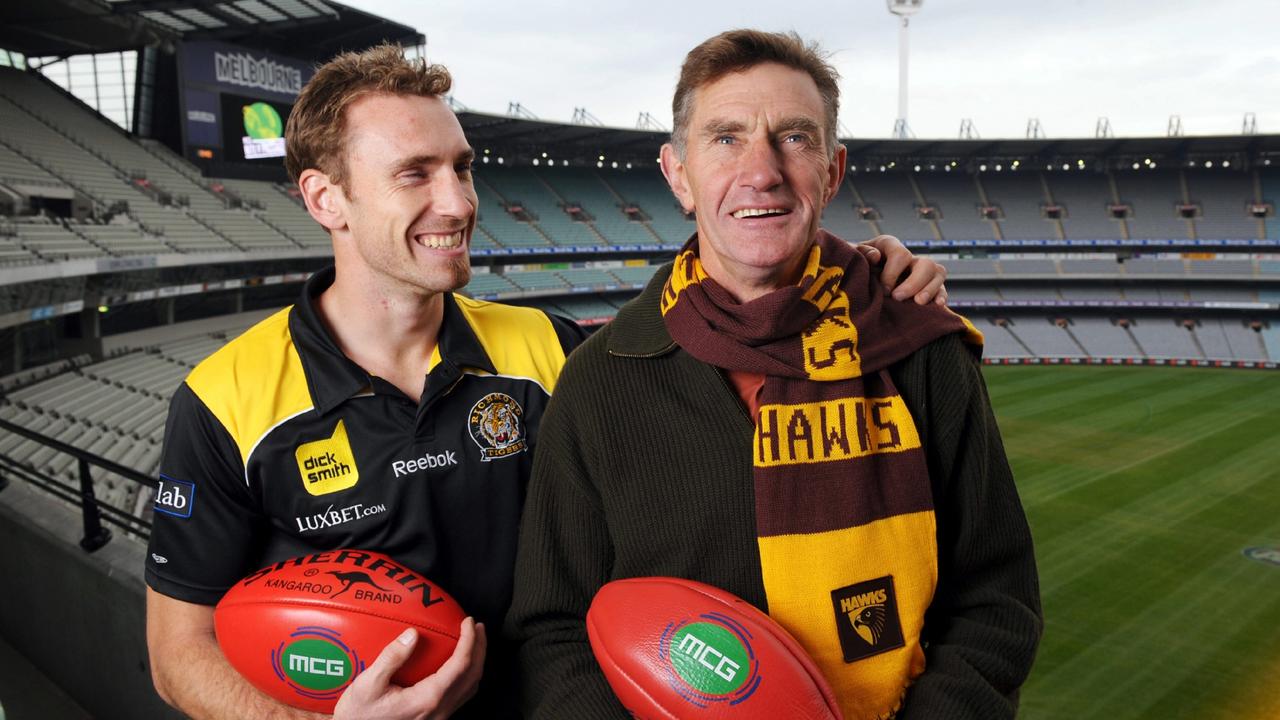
top-left (288, 267), bottom-right (497, 415)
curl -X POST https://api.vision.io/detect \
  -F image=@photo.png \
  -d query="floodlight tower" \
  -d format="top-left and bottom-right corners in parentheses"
top-left (887, 0), bottom-right (924, 139)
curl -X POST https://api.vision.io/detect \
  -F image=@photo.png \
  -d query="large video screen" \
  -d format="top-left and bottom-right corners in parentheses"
top-left (219, 92), bottom-right (293, 163)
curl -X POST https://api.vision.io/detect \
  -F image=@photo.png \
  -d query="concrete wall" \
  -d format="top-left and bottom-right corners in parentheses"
top-left (0, 481), bottom-right (182, 720)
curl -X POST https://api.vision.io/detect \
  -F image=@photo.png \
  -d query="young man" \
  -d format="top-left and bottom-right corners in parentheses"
top-left (508, 30), bottom-right (1042, 720)
top-left (144, 43), bottom-right (947, 720)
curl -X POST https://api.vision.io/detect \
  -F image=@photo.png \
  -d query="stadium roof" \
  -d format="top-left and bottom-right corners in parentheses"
top-left (0, 0), bottom-right (422, 62)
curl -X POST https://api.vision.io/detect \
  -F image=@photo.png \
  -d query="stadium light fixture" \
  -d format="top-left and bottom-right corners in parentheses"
top-left (979, 164), bottom-right (987, 172)
top-left (541, 152), bottom-right (548, 158)
top-left (1223, 160), bottom-right (1231, 168)
top-left (887, 0), bottom-right (923, 139)
top-left (913, 164), bottom-right (921, 172)
top-left (598, 154), bottom-right (605, 161)
top-left (1205, 161), bottom-right (1213, 168)
top-left (482, 156), bottom-right (489, 164)
top-left (944, 165), bottom-right (951, 172)
top-left (533, 159), bottom-right (540, 166)
top-left (626, 163), bottom-right (633, 169)
top-left (497, 157), bottom-right (504, 164)
top-left (98, 305), bottom-right (108, 313)
top-left (611, 161), bottom-right (618, 168)
top-left (1132, 163), bottom-right (1140, 170)
top-left (995, 164), bottom-right (1002, 171)
top-left (597, 161), bottom-right (604, 168)
top-left (484, 148), bottom-right (490, 154)
top-left (1150, 162), bottom-right (1157, 169)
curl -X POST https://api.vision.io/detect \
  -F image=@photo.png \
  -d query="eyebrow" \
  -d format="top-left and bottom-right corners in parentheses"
top-left (773, 117), bottom-right (823, 136)
top-left (391, 148), bottom-right (476, 173)
top-left (697, 117), bottom-right (823, 138)
top-left (699, 119), bottom-right (747, 138)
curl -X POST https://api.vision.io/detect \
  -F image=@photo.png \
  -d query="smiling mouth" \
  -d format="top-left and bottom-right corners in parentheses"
top-left (413, 230), bottom-right (465, 249)
top-left (731, 208), bottom-right (790, 219)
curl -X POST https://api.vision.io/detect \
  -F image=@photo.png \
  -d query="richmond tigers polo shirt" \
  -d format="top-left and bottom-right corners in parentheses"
top-left (145, 267), bottom-right (582, 715)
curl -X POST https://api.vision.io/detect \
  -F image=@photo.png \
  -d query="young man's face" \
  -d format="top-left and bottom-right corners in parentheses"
top-left (336, 93), bottom-right (478, 296)
top-left (661, 62), bottom-right (846, 301)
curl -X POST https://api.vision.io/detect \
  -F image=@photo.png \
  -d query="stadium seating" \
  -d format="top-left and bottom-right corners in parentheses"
top-left (849, 172), bottom-right (933, 242)
top-left (1184, 169), bottom-right (1259, 239)
top-left (1115, 171), bottom-right (1191, 240)
top-left (1044, 173), bottom-right (1123, 240)
top-left (539, 167), bottom-right (659, 246)
top-left (980, 173), bottom-right (1057, 240)
top-left (0, 320), bottom-right (257, 514)
top-left (596, 169), bottom-right (691, 246)
top-left (912, 172), bottom-right (995, 240)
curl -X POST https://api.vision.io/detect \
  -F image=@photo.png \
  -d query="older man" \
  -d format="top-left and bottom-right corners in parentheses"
top-left (507, 30), bottom-right (1042, 720)
top-left (143, 42), bottom-right (946, 720)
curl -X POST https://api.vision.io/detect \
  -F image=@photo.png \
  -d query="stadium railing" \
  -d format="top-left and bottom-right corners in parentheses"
top-left (0, 414), bottom-right (153, 550)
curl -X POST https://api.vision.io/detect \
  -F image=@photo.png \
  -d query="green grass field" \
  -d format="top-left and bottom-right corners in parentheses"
top-left (983, 366), bottom-right (1280, 720)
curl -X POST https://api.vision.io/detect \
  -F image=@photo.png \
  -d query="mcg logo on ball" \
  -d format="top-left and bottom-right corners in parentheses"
top-left (270, 626), bottom-right (365, 702)
top-left (659, 612), bottom-right (761, 708)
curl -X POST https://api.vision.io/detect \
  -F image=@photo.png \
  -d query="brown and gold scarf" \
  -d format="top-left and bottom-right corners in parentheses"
top-left (661, 230), bottom-right (982, 720)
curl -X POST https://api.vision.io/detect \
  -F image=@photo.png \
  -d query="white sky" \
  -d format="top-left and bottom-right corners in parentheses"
top-left (343, 0), bottom-right (1278, 140)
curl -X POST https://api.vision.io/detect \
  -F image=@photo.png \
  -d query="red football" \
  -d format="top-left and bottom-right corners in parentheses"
top-left (214, 549), bottom-right (467, 713)
top-left (587, 577), bottom-right (843, 720)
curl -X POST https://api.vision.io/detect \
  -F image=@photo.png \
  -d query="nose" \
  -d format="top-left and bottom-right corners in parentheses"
top-left (738, 136), bottom-right (784, 192)
top-left (431, 168), bottom-right (476, 222)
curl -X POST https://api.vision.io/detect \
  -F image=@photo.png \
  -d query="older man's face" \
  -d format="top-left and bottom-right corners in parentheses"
top-left (661, 62), bottom-right (846, 301)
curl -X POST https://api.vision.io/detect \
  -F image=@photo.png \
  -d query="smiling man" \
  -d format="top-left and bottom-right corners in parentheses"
top-left (507, 30), bottom-right (1042, 720)
top-left (142, 46), bottom-right (585, 720)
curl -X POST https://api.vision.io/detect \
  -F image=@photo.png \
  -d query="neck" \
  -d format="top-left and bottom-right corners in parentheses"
top-left (698, 249), bottom-right (809, 304)
top-left (316, 262), bottom-right (444, 401)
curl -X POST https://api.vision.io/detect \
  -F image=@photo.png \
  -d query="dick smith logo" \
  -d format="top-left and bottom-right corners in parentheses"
top-left (154, 476), bottom-right (195, 518)
top-left (295, 420), bottom-right (359, 496)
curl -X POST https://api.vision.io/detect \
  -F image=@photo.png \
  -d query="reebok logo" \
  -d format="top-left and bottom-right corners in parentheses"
top-left (295, 420), bottom-right (359, 496)
top-left (831, 575), bottom-right (905, 663)
top-left (391, 450), bottom-right (458, 478)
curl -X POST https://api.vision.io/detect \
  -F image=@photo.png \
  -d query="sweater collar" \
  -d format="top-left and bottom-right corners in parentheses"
top-left (607, 261), bottom-right (678, 358)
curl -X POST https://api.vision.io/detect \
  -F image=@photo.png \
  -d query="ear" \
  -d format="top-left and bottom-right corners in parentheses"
top-left (822, 143), bottom-right (848, 207)
top-left (660, 143), bottom-right (695, 213)
top-left (298, 168), bottom-right (348, 233)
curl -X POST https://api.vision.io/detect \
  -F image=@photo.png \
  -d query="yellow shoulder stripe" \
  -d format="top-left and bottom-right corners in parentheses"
top-left (185, 306), bottom-right (314, 468)
top-left (451, 295), bottom-right (567, 393)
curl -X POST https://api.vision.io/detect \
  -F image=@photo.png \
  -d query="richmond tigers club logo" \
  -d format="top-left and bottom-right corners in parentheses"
top-left (468, 392), bottom-right (527, 461)
top-left (831, 575), bottom-right (905, 663)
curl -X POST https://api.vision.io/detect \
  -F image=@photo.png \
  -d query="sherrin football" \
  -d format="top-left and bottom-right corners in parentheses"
top-left (214, 549), bottom-right (466, 713)
top-left (587, 577), bottom-right (843, 720)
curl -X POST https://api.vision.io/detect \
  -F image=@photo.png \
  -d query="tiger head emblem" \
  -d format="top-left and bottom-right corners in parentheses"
top-left (468, 393), bottom-right (527, 461)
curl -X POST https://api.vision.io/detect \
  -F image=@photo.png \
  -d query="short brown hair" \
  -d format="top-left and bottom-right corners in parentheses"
top-left (670, 30), bottom-right (840, 157)
top-left (284, 43), bottom-right (452, 188)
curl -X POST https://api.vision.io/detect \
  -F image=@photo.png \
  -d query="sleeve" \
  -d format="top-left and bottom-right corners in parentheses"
top-left (504, 348), bottom-right (631, 720)
top-left (144, 382), bottom-right (266, 605)
top-left (894, 334), bottom-right (1044, 719)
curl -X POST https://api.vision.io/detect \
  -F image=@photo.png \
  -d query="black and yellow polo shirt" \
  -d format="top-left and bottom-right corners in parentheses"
top-left (145, 267), bottom-right (582, 715)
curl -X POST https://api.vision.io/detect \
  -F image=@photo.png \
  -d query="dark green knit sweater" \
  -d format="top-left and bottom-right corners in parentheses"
top-left (505, 266), bottom-right (1042, 719)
